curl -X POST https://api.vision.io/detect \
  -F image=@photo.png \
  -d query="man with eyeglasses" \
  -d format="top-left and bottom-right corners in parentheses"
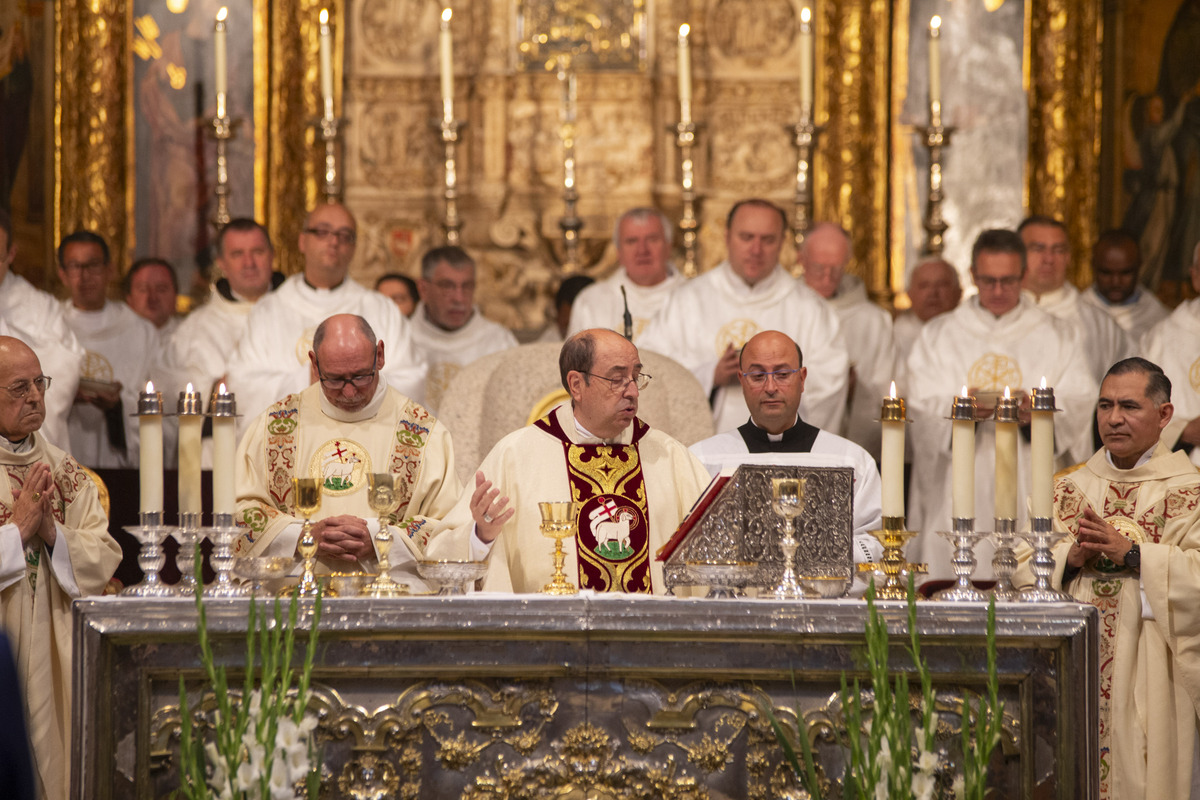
top-left (234, 314), bottom-right (460, 589)
top-left (227, 202), bottom-right (426, 430)
top-left (1019, 215), bottom-right (1132, 383)
top-left (904, 228), bottom-right (1097, 582)
top-left (409, 246), bottom-right (517, 411)
top-left (0, 209), bottom-right (84, 451)
top-left (689, 330), bottom-right (883, 593)
top-left (0, 336), bottom-right (121, 800)
top-left (426, 328), bottom-right (711, 594)
top-left (57, 230), bottom-right (160, 468)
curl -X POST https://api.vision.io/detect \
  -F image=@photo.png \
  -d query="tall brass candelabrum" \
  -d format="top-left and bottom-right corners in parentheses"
top-left (919, 121), bottom-right (955, 256)
top-left (436, 117), bottom-right (466, 245)
top-left (673, 122), bottom-right (701, 278)
top-left (557, 64), bottom-right (582, 273)
top-left (311, 115), bottom-right (345, 204)
top-left (209, 114), bottom-right (241, 231)
top-left (789, 113), bottom-right (825, 253)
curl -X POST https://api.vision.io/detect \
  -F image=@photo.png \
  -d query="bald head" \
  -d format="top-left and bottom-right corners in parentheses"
top-left (800, 223), bottom-right (852, 300)
top-left (907, 257), bottom-right (962, 321)
top-left (738, 330), bottom-right (807, 434)
top-left (309, 314), bottom-right (384, 412)
top-left (0, 336), bottom-right (47, 440)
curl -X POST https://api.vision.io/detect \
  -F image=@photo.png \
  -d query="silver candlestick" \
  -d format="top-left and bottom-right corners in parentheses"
top-left (209, 114), bottom-right (242, 232)
top-left (933, 518), bottom-right (988, 602)
top-left (175, 511), bottom-right (202, 596)
top-left (918, 122), bottom-right (955, 256)
top-left (789, 115), bottom-right (825, 253)
top-left (672, 121), bottom-right (702, 278)
top-left (205, 512), bottom-right (247, 597)
top-left (122, 512), bottom-right (177, 597)
top-left (310, 115), bottom-right (345, 204)
top-left (990, 517), bottom-right (1021, 602)
top-left (434, 117), bottom-right (467, 245)
top-left (1018, 517), bottom-right (1072, 602)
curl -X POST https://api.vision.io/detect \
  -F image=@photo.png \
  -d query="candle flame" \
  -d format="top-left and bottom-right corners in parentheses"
top-left (961, 385), bottom-right (969, 397)
top-left (185, 382), bottom-right (195, 393)
top-left (216, 6), bottom-right (228, 22)
top-left (1003, 385), bottom-right (1011, 400)
top-left (145, 380), bottom-right (155, 393)
top-left (679, 23), bottom-right (690, 38)
top-left (801, 7), bottom-right (811, 24)
top-left (889, 380), bottom-right (897, 399)
top-left (218, 382), bottom-right (228, 395)
top-left (319, 8), bottom-right (328, 24)
top-left (930, 15), bottom-right (941, 30)
top-left (1040, 376), bottom-right (1047, 389)
top-left (442, 7), bottom-right (452, 23)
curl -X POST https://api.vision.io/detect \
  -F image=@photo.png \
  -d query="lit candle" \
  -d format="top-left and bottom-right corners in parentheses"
top-left (950, 386), bottom-right (976, 520)
top-left (880, 381), bottom-right (906, 519)
top-left (138, 381), bottom-right (164, 514)
top-left (798, 7), bottom-right (814, 113)
top-left (177, 383), bottom-right (204, 516)
top-left (210, 383), bottom-right (237, 517)
top-left (929, 16), bottom-right (942, 125)
top-left (994, 386), bottom-right (1019, 521)
top-left (214, 7), bottom-right (229, 119)
top-left (439, 8), bottom-right (454, 122)
top-left (678, 24), bottom-right (693, 124)
top-left (319, 9), bottom-right (334, 121)
top-left (1030, 377), bottom-right (1056, 519)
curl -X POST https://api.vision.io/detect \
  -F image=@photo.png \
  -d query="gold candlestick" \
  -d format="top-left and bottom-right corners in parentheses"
top-left (539, 501), bottom-right (580, 595)
top-left (672, 121), bottom-right (702, 278)
top-left (209, 114), bottom-right (242, 232)
top-left (362, 473), bottom-right (409, 597)
top-left (861, 516), bottom-right (927, 601)
top-left (918, 122), bottom-right (955, 256)
top-left (309, 115), bottom-right (345, 204)
top-left (557, 61), bottom-right (582, 273)
top-left (433, 117), bottom-right (467, 245)
top-left (788, 116), bottom-right (825, 252)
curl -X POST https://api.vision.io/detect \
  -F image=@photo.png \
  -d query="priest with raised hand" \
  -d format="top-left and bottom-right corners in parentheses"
top-left (426, 328), bottom-right (711, 593)
top-left (0, 336), bottom-right (121, 800)
top-left (689, 330), bottom-right (883, 591)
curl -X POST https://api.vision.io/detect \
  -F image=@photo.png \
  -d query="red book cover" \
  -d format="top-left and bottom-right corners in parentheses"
top-left (655, 468), bottom-right (735, 561)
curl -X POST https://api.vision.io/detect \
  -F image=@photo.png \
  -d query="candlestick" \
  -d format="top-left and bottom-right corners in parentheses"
top-left (1030, 378), bottom-right (1057, 519)
top-left (880, 382), bottom-right (906, 519)
top-left (439, 7), bottom-right (454, 123)
top-left (673, 121), bottom-right (701, 277)
top-left (994, 387), bottom-right (1019, 522)
top-left (209, 383), bottom-right (237, 518)
top-left (137, 382), bottom-right (164, 514)
top-left (950, 387), bottom-right (976, 520)
top-left (929, 15), bottom-right (942, 126)
top-left (678, 24), bottom-right (693, 125)
top-left (214, 7), bottom-right (228, 119)
top-left (798, 6), bottom-right (814, 114)
top-left (319, 9), bottom-right (334, 121)
top-left (558, 61), bottom-right (582, 272)
top-left (177, 383), bottom-right (204, 517)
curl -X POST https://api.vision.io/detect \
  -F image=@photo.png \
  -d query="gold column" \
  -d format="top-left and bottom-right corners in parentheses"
top-left (1025, 1), bottom-right (1103, 287)
top-left (55, 1), bottom-right (129, 272)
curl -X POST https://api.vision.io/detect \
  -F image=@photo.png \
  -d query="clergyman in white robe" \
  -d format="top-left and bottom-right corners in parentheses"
top-left (1029, 283), bottom-right (1133, 383)
top-left (409, 302), bottom-right (518, 412)
top-left (567, 266), bottom-right (686, 343)
top-left (1141, 296), bottom-right (1200, 466)
top-left (1081, 285), bottom-right (1169, 344)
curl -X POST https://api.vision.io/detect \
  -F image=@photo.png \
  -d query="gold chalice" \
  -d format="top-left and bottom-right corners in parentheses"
top-left (539, 501), bottom-right (580, 595)
top-left (292, 477), bottom-right (322, 597)
top-left (771, 477), bottom-right (806, 600)
top-left (362, 473), bottom-right (409, 598)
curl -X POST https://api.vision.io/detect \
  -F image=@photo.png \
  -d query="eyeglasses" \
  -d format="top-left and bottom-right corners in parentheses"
top-left (974, 275), bottom-right (1022, 289)
top-left (1025, 243), bottom-right (1070, 257)
top-left (304, 227), bottom-right (357, 245)
top-left (740, 369), bottom-right (799, 387)
top-left (61, 258), bottom-right (107, 274)
top-left (3, 375), bottom-right (51, 398)
top-left (584, 372), bottom-right (652, 392)
top-left (315, 353), bottom-right (377, 390)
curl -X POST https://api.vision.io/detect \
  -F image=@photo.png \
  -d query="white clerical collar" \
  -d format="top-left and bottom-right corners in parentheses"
top-left (319, 374), bottom-right (389, 422)
top-left (571, 413), bottom-right (624, 444)
top-left (0, 433), bottom-right (33, 454)
top-left (1105, 446), bottom-right (1155, 470)
top-left (752, 415), bottom-right (800, 442)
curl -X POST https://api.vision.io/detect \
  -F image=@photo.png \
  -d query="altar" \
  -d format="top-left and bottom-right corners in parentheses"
top-left (72, 595), bottom-right (1098, 799)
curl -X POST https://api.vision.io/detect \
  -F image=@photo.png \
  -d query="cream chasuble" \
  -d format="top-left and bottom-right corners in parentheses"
top-left (905, 296), bottom-right (1097, 580)
top-left (426, 403), bottom-right (711, 594)
top-left (1040, 446), bottom-right (1200, 800)
top-left (1081, 285), bottom-right (1169, 344)
top-left (234, 382), bottom-right (460, 590)
top-left (638, 262), bottom-right (850, 435)
top-left (0, 433), bottom-right (121, 800)
top-left (1029, 283), bottom-right (1133, 382)
top-left (1141, 298), bottom-right (1200, 466)
top-left (164, 285), bottom-right (255, 400)
top-left (226, 274), bottom-right (428, 430)
top-left (409, 303), bottom-right (518, 413)
top-left (566, 267), bottom-right (686, 343)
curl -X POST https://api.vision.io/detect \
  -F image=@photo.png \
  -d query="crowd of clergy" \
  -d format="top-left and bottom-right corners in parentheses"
top-left (2, 193), bottom-right (1200, 799)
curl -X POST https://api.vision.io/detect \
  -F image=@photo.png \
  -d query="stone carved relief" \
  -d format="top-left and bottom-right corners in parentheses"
top-left (356, 0), bottom-right (441, 69)
top-left (709, 0), bottom-right (798, 62)
top-left (515, 0), bottom-right (648, 72)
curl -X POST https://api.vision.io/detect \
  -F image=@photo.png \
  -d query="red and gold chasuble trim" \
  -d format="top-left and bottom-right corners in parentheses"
top-left (534, 413), bottom-right (653, 593)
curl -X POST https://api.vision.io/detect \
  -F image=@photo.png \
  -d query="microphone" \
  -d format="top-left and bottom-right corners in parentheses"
top-left (620, 286), bottom-right (633, 341)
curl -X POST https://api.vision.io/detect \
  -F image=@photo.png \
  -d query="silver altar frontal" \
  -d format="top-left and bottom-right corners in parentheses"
top-left (72, 596), bottom-right (1099, 798)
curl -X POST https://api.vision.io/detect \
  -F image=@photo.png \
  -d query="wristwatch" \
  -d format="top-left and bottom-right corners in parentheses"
top-left (1124, 543), bottom-right (1141, 571)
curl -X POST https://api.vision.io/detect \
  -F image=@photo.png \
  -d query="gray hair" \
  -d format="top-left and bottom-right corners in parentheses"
top-left (559, 331), bottom-right (597, 390)
top-left (612, 207), bottom-right (674, 250)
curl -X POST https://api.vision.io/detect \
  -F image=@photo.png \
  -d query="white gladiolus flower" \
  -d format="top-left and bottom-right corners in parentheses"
top-left (917, 748), bottom-right (940, 773)
top-left (912, 771), bottom-right (936, 800)
top-left (952, 774), bottom-right (966, 798)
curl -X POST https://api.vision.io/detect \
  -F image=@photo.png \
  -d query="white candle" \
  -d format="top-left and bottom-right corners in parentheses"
top-left (880, 381), bottom-right (906, 518)
top-left (319, 9), bottom-right (334, 121)
top-left (439, 8), bottom-right (454, 122)
top-left (929, 16), bottom-right (942, 123)
top-left (1030, 377), bottom-right (1055, 518)
top-left (994, 386), bottom-right (1018, 521)
top-left (212, 383), bottom-right (237, 517)
top-left (177, 383), bottom-right (204, 516)
top-left (139, 381), bottom-right (164, 514)
top-left (214, 7), bottom-right (228, 119)
top-left (951, 386), bottom-right (976, 520)
top-left (678, 24), bottom-right (693, 124)
top-left (798, 7), bottom-right (814, 112)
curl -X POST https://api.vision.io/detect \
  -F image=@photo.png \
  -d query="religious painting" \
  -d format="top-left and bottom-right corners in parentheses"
top-left (130, 0), bottom-right (257, 297)
top-left (1105, 0), bottom-right (1200, 295)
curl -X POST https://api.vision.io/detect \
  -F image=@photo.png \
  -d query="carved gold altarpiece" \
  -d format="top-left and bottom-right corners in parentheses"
top-left (53, 1), bottom-right (1103, 325)
top-left (73, 596), bottom-right (1099, 798)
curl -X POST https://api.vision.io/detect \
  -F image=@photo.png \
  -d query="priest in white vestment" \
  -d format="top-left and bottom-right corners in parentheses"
top-left (893, 256), bottom-right (963, 371)
top-left (1081, 230), bottom-right (1169, 343)
top-left (1019, 216), bottom-right (1132, 382)
top-left (1028, 359), bottom-right (1200, 800)
top-left (235, 315), bottom-right (461, 592)
top-left (799, 222), bottom-right (895, 460)
top-left (0, 214), bottom-right (83, 451)
top-left (0, 337), bottom-right (122, 800)
top-left (124, 257), bottom-right (180, 335)
top-left (906, 229), bottom-right (1097, 581)
top-left (409, 246), bottom-right (518, 412)
top-left (226, 203), bottom-right (426, 430)
top-left (567, 207), bottom-right (687, 343)
top-left (689, 331), bottom-right (884, 594)
top-left (57, 231), bottom-right (160, 469)
top-left (1141, 245), bottom-right (1200, 465)
top-left (639, 199), bottom-right (849, 435)
top-left (427, 329), bottom-right (711, 594)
